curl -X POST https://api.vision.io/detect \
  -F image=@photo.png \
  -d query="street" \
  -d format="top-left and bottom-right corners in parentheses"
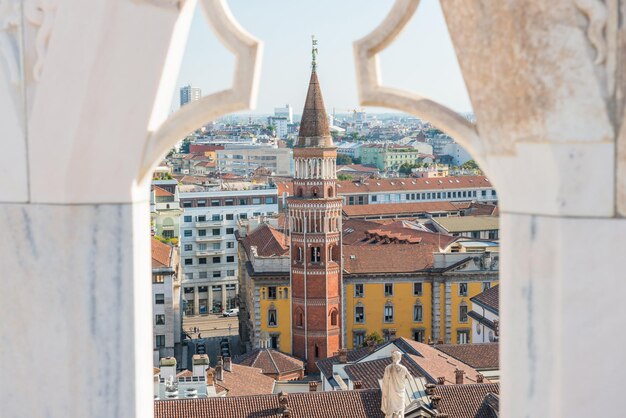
top-left (183, 313), bottom-right (239, 339)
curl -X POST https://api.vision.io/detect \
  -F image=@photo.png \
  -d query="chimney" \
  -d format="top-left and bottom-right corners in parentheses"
top-left (215, 359), bottom-right (224, 381)
top-left (159, 357), bottom-right (177, 381)
top-left (278, 392), bottom-right (288, 415)
top-left (224, 356), bottom-right (232, 372)
top-left (455, 369), bottom-right (464, 384)
top-left (476, 374), bottom-right (484, 383)
top-left (431, 395), bottom-right (442, 409)
top-left (353, 380), bottom-right (363, 390)
top-left (192, 354), bottom-right (210, 377)
top-left (206, 368), bottom-right (215, 386)
top-left (425, 383), bottom-right (436, 395)
top-left (437, 377), bottom-right (445, 385)
top-left (338, 348), bottom-right (348, 364)
top-left (308, 381), bottom-right (318, 392)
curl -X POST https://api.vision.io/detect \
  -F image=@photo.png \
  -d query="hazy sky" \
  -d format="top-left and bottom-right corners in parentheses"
top-left (174, 0), bottom-right (472, 115)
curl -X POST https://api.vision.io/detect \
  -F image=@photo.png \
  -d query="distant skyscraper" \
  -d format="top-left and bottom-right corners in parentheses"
top-left (180, 84), bottom-right (201, 107)
top-left (274, 104), bottom-right (293, 124)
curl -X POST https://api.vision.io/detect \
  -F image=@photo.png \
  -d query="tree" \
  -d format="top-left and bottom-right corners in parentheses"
top-left (336, 154), bottom-right (353, 166)
top-left (337, 173), bottom-right (353, 181)
top-left (399, 162), bottom-right (418, 175)
top-left (180, 137), bottom-right (192, 154)
top-left (461, 159), bottom-right (480, 171)
top-left (362, 332), bottom-right (384, 347)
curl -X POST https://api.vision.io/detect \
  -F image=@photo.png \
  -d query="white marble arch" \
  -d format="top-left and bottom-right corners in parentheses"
top-left (354, 1), bottom-right (626, 418)
top-left (0, 1), bottom-right (261, 417)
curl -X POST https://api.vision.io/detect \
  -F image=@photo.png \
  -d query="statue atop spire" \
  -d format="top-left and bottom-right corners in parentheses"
top-left (311, 35), bottom-right (318, 72)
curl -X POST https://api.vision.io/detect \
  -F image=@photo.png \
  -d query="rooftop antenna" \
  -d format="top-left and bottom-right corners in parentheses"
top-left (311, 35), bottom-right (318, 72)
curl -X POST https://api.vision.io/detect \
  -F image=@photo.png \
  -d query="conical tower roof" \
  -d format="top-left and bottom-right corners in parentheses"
top-left (296, 69), bottom-right (334, 148)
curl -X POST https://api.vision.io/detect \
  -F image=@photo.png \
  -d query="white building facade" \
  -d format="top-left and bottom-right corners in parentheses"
top-left (442, 142), bottom-right (473, 166)
top-left (267, 116), bottom-right (288, 138)
top-left (179, 188), bottom-right (279, 315)
top-left (217, 146), bottom-right (293, 176)
top-left (180, 84), bottom-right (201, 107)
top-left (274, 104), bottom-right (293, 123)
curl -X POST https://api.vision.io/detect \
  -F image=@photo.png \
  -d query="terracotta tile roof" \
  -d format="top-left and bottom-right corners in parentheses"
top-left (343, 244), bottom-right (434, 274)
top-left (470, 284), bottom-right (499, 312)
top-left (432, 383), bottom-right (500, 418)
top-left (317, 345), bottom-right (378, 378)
top-left (275, 181), bottom-right (293, 196)
top-left (336, 176), bottom-right (493, 195)
top-left (154, 389), bottom-right (384, 418)
top-left (400, 339), bottom-right (485, 384)
top-left (344, 357), bottom-right (425, 389)
top-left (343, 201), bottom-right (460, 218)
top-left (175, 370), bottom-right (192, 378)
top-left (153, 185), bottom-right (174, 197)
top-left (466, 202), bottom-right (498, 216)
top-left (240, 224), bottom-right (290, 257)
top-left (234, 348), bottom-right (304, 376)
top-left (296, 70), bottom-right (333, 147)
top-left (359, 221), bottom-right (459, 249)
top-left (434, 343), bottom-right (499, 370)
top-left (151, 238), bottom-right (173, 268)
top-left (342, 219), bottom-right (383, 245)
top-left (215, 364), bottom-right (275, 397)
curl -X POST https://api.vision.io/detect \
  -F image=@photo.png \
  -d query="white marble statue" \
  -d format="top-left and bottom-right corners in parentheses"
top-left (381, 350), bottom-right (410, 418)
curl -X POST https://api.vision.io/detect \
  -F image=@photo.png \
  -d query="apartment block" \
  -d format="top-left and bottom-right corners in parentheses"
top-left (179, 188), bottom-right (279, 315)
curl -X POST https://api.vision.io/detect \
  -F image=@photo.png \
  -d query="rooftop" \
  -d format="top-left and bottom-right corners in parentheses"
top-left (432, 383), bottom-right (500, 418)
top-left (471, 284), bottom-right (500, 312)
top-left (336, 176), bottom-right (493, 194)
top-left (151, 238), bottom-right (173, 269)
top-left (431, 216), bottom-right (499, 233)
top-left (434, 343), bottom-right (499, 370)
top-left (234, 348), bottom-right (304, 376)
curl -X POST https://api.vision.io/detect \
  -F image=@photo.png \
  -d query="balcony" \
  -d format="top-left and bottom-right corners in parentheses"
top-left (195, 235), bottom-right (226, 242)
top-left (195, 249), bottom-right (225, 257)
top-left (195, 220), bottom-right (223, 228)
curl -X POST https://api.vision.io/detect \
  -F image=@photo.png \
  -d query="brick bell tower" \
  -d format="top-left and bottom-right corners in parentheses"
top-left (288, 37), bottom-right (343, 373)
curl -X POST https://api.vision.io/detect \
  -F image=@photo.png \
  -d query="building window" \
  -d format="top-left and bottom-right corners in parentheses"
top-left (268, 309), bottom-right (277, 327)
top-left (184, 287), bottom-right (194, 294)
top-left (225, 228), bottom-right (233, 235)
top-left (226, 214), bottom-right (234, 220)
top-left (182, 201), bottom-right (192, 208)
top-left (155, 314), bottom-right (165, 325)
top-left (459, 282), bottom-right (468, 296)
top-left (226, 256), bottom-right (235, 263)
top-left (227, 241), bottom-right (234, 249)
top-left (185, 273), bottom-right (193, 280)
top-left (355, 305), bottom-right (365, 324)
top-left (354, 284), bottom-right (364, 297)
top-left (413, 304), bottom-right (423, 322)
top-left (413, 282), bottom-right (423, 296)
top-left (384, 305), bottom-right (394, 323)
top-left (199, 257), bottom-right (207, 265)
top-left (183, 215), bottom-right (192, 222)
top-left (212, 228), bottom-right (220, 236)
top-left (212, 257), bottom-right (221, 264)
top-left (239, 198), bottom-right (247, 205)
top-left (311, 247), bottom-right (321, 263)
top-left (199, 271), bottom-right (208, 279)
top-left (457, 330), bottom-right (470, 344)
top-left (354, 332), bottom-right (365, 347)
top-left (371, 195), bottom-right (378, 202)
top-left (384, 283), bottom-right (393, 297)
top-left (266, 197), bottom-right (275, 204)
top-left (296, 309), bottom-right (304, 327)
top-left (183, 230), bottom-right (192, 237)
top-left (211, 200), bottom-right (220, 206)
top-left (314, 344), bottom-right (319, 358)
top-left (155, 294), bottom-right (165, 304)
top-left (212, 271), bottom-right (221, 278)
top-left (270, 335), bottom-right (279, 349)
top-left (198, 215), bottom-right (206, 222)
top-left (224, 199), bottom-right (234, 206)
top-left (283, 288), bottom-right (289, 298)
top-left (153, 275), bottom-right (165, 284)
top-left (330, 310), bottom-right (338, 326)
top-left (184, 244), bottom-right (192, 251)
top-left (383, 328), bottom-right (396, 342)
top-left (252, 197), bottom-right (261, 204)
top-left (156, 335), bottom-right (165, 347)
top-left (239, 213), bottom-right (248, 220)
top-left (198, 229), bottom-right (207, 237)
top-left (184, 258), bottom-right (192, 265)
top-left (227, 270), bottom-right (235, 276)
top-left (268, 286), bottom-right (277, 300)
top-left (459, 305), bottom-right (469, 323)
top-left (413, 329), bottom-right (424, 342)
top-left (471, 231), bottom-right (480, 238)
top-left (482, 282), bottom-right (491, 291)
top-left (488, 230), bottom-right (498, 239)
top-left (212, 243), bottom-right (221, 250)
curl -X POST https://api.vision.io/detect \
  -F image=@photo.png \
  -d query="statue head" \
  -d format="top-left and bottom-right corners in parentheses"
top-left (391, 350), bottom-right (402, 365)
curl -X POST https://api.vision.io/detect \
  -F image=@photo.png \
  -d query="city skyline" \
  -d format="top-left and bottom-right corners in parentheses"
top-left (173, 0), bottom-right (472, 115)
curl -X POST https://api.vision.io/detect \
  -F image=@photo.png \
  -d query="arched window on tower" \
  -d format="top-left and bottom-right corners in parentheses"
top-left (297, 187), bottom-right (303, 197)
top-left (330, 309), bottom-right (338, 326)
top-left (312, 187), bottom-right (319, 198)
top-left (328, 187), bottom-right (333, 197)
top-left (314, 344), bottom-right (319, 358)
top-left (296, 308), bottom-right (304, 327)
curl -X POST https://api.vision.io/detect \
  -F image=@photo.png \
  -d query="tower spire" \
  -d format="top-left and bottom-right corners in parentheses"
top-left (311, 35), bottom-right (318, 72)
